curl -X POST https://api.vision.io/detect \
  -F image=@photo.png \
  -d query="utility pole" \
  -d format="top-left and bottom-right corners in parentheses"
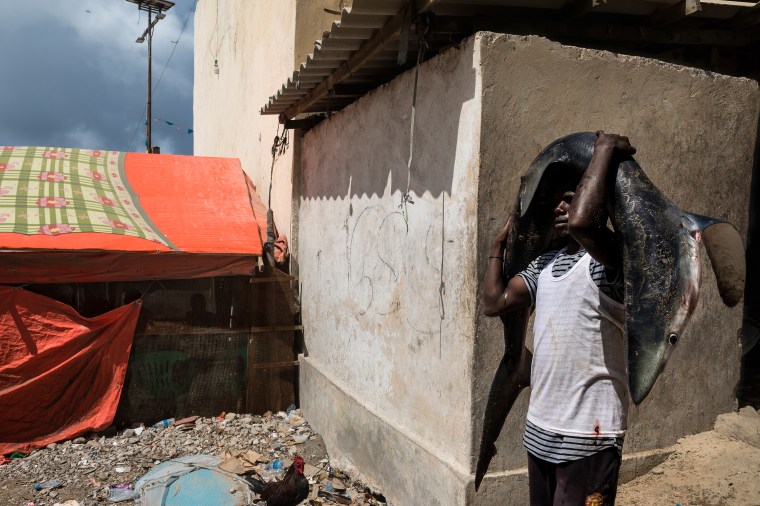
top-left (128, 0), bottom-right (175, 153)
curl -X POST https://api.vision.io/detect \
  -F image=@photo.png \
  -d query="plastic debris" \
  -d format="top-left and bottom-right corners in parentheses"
top-left (292, 433), bottom-right (309, 444)
top-left (107, 483), bottom-right (136, 502)
top-left (151, 418), bottom-right (175, 429)
top-left (135, 454), bottom-right (252, 506)
top-left (33, 479), bottom-right (62, 490)
top-left (114, 465), bottom-right (131, 473)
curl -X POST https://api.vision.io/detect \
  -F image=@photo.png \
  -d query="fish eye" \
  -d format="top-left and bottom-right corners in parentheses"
top-left (668, 333), bottom-right (678, 345)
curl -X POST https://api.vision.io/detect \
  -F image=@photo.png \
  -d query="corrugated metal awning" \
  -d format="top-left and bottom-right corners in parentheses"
top-left (262, 0), bottom-right (760, 123)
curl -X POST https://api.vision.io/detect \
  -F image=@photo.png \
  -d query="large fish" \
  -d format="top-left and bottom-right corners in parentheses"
top-left (475, 132), bottom-right (745, 490)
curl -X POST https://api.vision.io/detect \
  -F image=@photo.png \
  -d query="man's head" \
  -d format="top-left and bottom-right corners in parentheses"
top-left (538, 164), bottom-right (579, 241)
top-left (553, 190), bottom-right (575, 238)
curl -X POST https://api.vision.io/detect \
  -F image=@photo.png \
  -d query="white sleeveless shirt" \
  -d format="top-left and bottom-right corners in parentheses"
top-left (526, 250), bottom-right (629, 437)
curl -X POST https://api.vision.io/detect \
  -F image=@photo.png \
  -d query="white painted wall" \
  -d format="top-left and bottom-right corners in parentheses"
top-left (194, 0), bottom-right (297, 234)
top-left (299, 40), bottom-right (482, 470)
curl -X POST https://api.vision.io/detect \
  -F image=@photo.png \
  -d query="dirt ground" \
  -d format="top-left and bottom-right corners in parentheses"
top-left (617, 409), bottom-right (760, 506)
top-left (1, 409), bottom-right (758, 505)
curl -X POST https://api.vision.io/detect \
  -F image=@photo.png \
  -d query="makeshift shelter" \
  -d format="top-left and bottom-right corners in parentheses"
top-left (0, 146), bottom-right (297, 455)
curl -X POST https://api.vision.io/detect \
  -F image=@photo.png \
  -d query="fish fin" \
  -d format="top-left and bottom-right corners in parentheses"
top-left (686, 212), bottom-right (745, 307)
top-left (474, 347), bottom-right (532, 491)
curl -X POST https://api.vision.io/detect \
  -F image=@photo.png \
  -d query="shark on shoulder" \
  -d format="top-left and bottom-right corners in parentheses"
top-left (474, 131), bottom-right (745, 490)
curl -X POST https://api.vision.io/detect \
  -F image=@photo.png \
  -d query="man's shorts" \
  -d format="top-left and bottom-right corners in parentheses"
top-left (527, 447), bottom-right (621, 505)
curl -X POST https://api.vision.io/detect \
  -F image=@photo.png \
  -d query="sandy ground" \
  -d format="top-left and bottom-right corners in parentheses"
top-left (617, 409), bottom-right (760, 506)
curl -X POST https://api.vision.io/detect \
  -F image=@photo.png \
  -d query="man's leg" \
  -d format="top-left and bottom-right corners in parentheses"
top-left (553, 447), bottom-right (621, 505)
top-left (527, 452), bottom-right (556, 505)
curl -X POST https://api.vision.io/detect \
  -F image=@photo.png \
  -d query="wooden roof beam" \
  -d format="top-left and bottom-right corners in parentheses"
top-left (651, 0), bottom-right (703, 27)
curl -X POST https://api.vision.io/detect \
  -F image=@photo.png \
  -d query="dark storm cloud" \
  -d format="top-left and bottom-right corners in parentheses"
top-left (0, 0), bottom-right (195, 155)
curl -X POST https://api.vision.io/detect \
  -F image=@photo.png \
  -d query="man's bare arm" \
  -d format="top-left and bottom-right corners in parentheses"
top-left (568, 131), bottom-right (635, 269)
top-left (483, 217), bottom-right (532, 317)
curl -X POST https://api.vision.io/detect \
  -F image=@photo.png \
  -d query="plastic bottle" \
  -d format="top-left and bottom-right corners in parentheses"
top-left (33, 479), bottom-right (62, 490)
top-left (151, 418), bottom-right (175, 429)
top-left (273, 459), bottom-right (286, 479)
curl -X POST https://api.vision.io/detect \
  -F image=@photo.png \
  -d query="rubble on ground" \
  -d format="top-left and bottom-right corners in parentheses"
top-left (0, 410), bottom-right (387, 506)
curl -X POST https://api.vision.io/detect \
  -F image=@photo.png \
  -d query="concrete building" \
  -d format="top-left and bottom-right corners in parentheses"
top-left (194, 2), bottom-right (760, 504)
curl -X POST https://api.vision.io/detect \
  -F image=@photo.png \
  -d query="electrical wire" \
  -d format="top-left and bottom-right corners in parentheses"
top-left (126, 0), bottom-right (198, 152)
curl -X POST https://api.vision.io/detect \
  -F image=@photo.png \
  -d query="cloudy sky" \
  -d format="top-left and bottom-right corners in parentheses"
top-left (0, 0), bottom-right (195, 155)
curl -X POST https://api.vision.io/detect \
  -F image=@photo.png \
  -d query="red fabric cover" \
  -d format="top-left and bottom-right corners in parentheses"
top-left (0, 151), bottom-right (270, 282)
top-left (0, 286), bottom-right (139, 454)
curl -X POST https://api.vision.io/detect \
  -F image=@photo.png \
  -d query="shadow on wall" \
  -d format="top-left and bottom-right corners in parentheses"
top-left (738, 110), bottom-right (760, 409)
top-left (300, 41), bottom-right (477, 201)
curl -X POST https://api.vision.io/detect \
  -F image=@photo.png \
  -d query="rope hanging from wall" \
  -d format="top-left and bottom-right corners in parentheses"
top-left (400, 16), bottom-right (429, 219)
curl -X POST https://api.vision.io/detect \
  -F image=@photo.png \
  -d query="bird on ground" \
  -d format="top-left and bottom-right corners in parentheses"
top-left (246, 455), bottom-right (310, 506)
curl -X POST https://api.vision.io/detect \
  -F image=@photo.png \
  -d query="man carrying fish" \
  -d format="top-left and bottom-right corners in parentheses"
top-left (482, 131), bottom-right (636, 505)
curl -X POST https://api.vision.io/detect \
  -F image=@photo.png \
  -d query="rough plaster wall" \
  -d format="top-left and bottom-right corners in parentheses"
top-left (193, 0), bottom-right (296, 234)
top-left (299, 38), bottom-right (481, 469)
top-left (474, 33), bottom-right (760, 473)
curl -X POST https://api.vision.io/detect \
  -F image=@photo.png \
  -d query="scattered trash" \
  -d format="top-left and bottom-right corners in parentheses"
top-left (1, 410), bottom-right (388, 506)
top-left (107, 483), bottom-right (136, 502)
top-left (151, 418), bottom-right (175, 429)
top-left (10, 452), bottom-right (27, 459)
top-left (218, 449), bottom-right (264, 474)
top-left (52, 501), bottom-right (79, 506)
top-left (319, 490), bottom-right (352, 505)
top-left (331, 477), bottom-right (347, 492)
top-left (285, 404), bottom-right (297, 414)
top-left (260, 460), bottom-right (286, 482)
top-left (33, 478), bottom-right (62, 490)
top-left (292, 433), bottom-right (309, 444)
top-left (174, 415), bottom-right (200, 430)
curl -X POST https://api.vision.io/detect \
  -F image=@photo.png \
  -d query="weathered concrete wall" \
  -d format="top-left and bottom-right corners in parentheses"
top-left (299, 38), bottom-right (481, 505)
top-left (475, 32), bottom-right (759, 493)
top-left (193, 0), bottom-right (297, 235)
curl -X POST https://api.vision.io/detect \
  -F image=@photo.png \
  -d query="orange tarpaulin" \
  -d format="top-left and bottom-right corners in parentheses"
top-left (0, 147), bottom-right (269, 282)
top-left (0, 286), bottom-right (140, 454)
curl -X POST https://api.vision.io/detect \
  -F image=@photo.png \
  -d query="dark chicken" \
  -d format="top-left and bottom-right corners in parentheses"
top-left (247, 456), bottom-right (310, 506)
